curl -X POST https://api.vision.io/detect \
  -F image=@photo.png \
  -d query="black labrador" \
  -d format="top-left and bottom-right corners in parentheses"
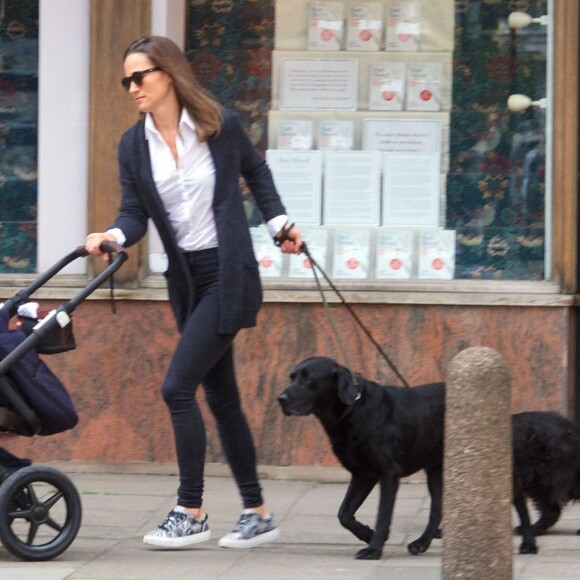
top-left (512, 410), bottom-right (580, 554)
top-left (278, 357), bottom-right (580, 558)
top-left (278, 356), bottom-right (445, 560)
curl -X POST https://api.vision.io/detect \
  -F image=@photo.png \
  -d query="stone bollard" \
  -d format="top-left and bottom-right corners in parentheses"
top-left (442, 347), bottom-right (513, 580)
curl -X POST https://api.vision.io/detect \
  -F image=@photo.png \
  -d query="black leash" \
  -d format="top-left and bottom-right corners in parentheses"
top-left (106, 252), bottom-right (117, 314)
top-left (275, 224), bottom-right (365, 415)
top-left (299, 240), bottom-right (410, 389)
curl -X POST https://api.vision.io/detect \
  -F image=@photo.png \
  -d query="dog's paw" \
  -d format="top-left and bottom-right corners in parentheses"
top-left (515, 524), bottom-right (545, 537)
top-left (519, 541), bottom-right (538, 555)
top-left (355, 547), bottom-right (382, 560)
top-left (407, 539), bottom-right (429, 555)
top-left (358, 528), bottom-right (374, 544)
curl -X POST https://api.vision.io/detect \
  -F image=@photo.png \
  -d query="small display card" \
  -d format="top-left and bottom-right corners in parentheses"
top-left (251, 226), bottom-right (284, 278)
top-left (362, 118), bottom-right (442, 153)
top-left (375, 229), bottom-right (414, 279)
top-left (277, 120), bottom-right (314, 150)
top-left (288, 228), bottom-right (329, 278)
top-left (318, 120), bottom-right (354, 150)
top-left (332, 229), bottom-right (371, 279)
top-left (386, 2), bottom-right (421, 52)
top-left (346, 2), bottom-right (383, 51)
top-left (368, 62), bottom-right (406, 111)
top-left (417, 230), bottom-right (456, 280)
top-left (280, 58), bottom-right (358, 111)
top-left (323, 150), bottom-right (382, 226)
top-left (308, 1), bottom-right (344, 51)
top-left (266, 149), bottom-right (323, 225)
top-left (406, 63), bottom-right (443, 111)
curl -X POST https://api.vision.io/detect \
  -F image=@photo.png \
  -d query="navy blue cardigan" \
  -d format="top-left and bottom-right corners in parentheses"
top-left (111, 110), bottom-right (286, 334)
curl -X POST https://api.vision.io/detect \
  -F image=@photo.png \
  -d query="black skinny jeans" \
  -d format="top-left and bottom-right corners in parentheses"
top-left (161, 248), bottom-right (263, 509)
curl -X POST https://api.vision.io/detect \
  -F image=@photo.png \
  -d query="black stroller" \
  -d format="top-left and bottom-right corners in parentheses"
top-left (0, 242), bottom-right (127, 561)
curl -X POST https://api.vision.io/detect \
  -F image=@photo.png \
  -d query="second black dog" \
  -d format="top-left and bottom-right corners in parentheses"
top-left (278, 356), bottom-right (445, 560)
top-left (513, 410), bottom-right (580, 554)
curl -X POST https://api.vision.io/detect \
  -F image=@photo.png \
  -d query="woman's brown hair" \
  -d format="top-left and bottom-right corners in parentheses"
top-left (124, 36), bottom-right (223, 141)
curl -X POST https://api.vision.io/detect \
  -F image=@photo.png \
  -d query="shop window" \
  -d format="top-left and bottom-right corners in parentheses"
top-left (449, 0), bottom-right (548, 280)
top-left (0, 0), bottom-right (39, 274)
top-left (186, 0), bottom-right (274, 228)
top-left (183, 0), bottom-right (550, 284)
top-left (0, 0), bottom-right (89, 276)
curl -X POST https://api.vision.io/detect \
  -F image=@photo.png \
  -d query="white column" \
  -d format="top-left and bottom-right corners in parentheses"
top-left (152, 0), bottom-right (186, 47)
top-left (37, 0), bottom-right (90, 273)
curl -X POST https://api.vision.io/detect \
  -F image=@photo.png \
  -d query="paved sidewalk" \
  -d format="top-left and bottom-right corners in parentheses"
top-left (1, 463), bottom-right (580, 579)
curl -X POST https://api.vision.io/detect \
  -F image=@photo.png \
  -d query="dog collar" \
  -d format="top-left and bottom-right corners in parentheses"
top-left (335, 381), bottom-right (362, 424)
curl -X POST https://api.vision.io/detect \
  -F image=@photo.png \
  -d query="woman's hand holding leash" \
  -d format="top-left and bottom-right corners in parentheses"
top-left (274, 222), bottom-right (303, 254)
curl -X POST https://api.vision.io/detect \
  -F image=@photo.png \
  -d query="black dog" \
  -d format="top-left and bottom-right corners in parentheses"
top-left (512, 410), bottom-right (580, 554)
top-left (278, 356), bottom-right (445, 560)
top-left (278, 358), bottom-right (580, 559)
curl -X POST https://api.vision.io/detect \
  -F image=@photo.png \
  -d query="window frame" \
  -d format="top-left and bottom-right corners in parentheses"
top-left (1, 0), bottom-right (577, 308)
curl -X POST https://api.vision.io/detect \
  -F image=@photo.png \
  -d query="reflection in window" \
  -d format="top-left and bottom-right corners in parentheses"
top-left (449, 0), bottom-right (548, 280)
top-left (0, 0), bottom-right (38, 273)
top-left (185, 0), bottom-right (274, 228)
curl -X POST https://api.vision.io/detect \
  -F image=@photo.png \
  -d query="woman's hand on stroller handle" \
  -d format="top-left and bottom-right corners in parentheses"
top-left (85, 233), bottom-right (124, 258)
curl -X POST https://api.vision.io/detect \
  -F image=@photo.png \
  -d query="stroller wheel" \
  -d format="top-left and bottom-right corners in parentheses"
top-left (0, 465), bottom-right (82, 561)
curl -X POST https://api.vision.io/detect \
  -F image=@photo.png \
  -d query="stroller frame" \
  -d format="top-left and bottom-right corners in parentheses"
top-left (0, 242), bottom-right (127, 561)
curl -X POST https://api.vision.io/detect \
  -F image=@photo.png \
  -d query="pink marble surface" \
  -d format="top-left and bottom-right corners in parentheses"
top-left (3, 300), bottom-right (569, 468)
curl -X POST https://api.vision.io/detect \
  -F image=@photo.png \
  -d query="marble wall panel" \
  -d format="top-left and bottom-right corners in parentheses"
top-left (3, 299), bottom-right (569, 468)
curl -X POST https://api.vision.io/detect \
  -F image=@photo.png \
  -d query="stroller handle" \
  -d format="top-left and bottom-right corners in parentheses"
top-left (2, 243), bottom-right (128, 318)
top-left (75, 240), bottom-right (125, 257)
top-left (99, 240), bottom-right (125, 255)
top-left (74, 240), bottom-right (126, 258)
top-left (0, 244), bottom-right (128, 376)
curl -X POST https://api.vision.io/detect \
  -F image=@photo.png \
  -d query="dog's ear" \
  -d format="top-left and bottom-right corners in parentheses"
top-left (335, 367), bottom-right (360, 405)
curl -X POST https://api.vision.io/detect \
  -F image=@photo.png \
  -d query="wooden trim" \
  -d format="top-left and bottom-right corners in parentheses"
top-left (552, 0), bottom-right (579, 293)
top-left (0, 283), bottom-right (575, 308)
top-left (87, 0), bottom-right (151, 283)
top-left (552, 0), bottom-right (580, 418)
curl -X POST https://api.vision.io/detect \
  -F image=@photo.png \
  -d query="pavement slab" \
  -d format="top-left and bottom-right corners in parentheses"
top-left (0, 465), bottom-right (579, 579)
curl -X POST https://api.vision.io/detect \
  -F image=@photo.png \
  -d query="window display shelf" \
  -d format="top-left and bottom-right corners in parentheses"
top-left (263, 1), bottom-right (455, 281)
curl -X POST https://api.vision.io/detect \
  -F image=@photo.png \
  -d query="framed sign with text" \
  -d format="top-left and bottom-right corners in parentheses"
top-left (280, 58), bottom-right (358, 110)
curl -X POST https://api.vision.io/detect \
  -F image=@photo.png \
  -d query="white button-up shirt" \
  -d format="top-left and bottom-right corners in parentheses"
top-left (109, 109), bottom-right (287, 251)
top-left (145, 109), bottom-right (218, 251)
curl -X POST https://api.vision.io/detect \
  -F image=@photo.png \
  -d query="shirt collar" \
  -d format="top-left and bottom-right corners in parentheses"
top-left (144, 109), bottom-right (196, 140)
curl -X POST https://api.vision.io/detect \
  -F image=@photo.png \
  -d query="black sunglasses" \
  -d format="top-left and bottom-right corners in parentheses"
top-left (121, 66), bottom-right (162, 91)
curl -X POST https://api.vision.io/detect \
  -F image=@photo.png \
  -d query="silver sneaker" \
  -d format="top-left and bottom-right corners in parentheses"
top-left (143, 506), bottom-right (211, 548)
top-left (218, 511), bottom-right (280, 548)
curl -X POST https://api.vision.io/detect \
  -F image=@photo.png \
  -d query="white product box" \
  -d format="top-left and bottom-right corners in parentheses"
top-left (375, 229), bottom-right (414, 279)
top-left (386, 2), bottom-right (421, 52)
top-left (368, 62), bottom-right (406, 111)
top-left (318, 120), bottom-right (355, 150)
top-left (277, 120), bottom-right (314, 150)
top-left (406, 63), bottom-right (443, 111)
top-left (308, 1), bottom-right (345, 51)
top-left (417, 229), bottom-right (456, 279)
top-left (346, 2), bottom-right (383, 51)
